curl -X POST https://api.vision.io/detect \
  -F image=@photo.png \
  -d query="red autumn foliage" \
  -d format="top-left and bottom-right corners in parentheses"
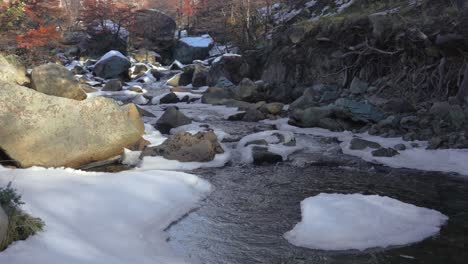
top-left (16, 25), bottom-right (59, 49)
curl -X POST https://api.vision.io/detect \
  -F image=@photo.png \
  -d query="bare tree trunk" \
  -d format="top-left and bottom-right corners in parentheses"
top-left (456, 64), bottom-right (468, 104)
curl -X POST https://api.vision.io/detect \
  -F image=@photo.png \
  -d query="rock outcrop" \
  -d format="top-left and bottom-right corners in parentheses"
top-left (0, 81), bottom-right (144, 168)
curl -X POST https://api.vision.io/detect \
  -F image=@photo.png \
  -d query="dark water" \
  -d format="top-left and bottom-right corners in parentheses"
top-left (167, 156), bottom-right (468, 264)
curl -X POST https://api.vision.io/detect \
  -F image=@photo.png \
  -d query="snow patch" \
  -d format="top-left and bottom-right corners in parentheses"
top-left (284, 193), bottom-right (448, 251)
top-left (266, 118), bottom-right (468, 176)
top-left (180, 34), bottom-right (214, 48)
top-left (0, 166), bottom-right (210, 264)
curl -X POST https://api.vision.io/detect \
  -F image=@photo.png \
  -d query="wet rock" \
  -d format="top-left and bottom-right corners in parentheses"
top-left (142, 131), bottom-right (223, 162)
top-left (102, 79), bottom-right (123, 91)
top-left (394, 144), bottom-right (407, 151)
top-left (0, 82), bottom-right (144, 168)
top-left (31, 63), bottom-right (86, 100)
top-left (93, 51), bottom-right (131, 79)
top-left (372, 148), bottom-right (399, 157)
top-left (0, 54), bottom-right (29, 85)
top-left (154, 106), bottom-right (192, 134)
top-left (349, 138), bottom-right (382, 150)
top-left (252, 146), bottom-right (283, 165)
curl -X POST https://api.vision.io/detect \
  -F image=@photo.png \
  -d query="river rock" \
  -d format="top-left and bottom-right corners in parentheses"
top-left (0, 54), bottom-right (28, 85)
top-left (0, 206), bottom-right (7, 244)
top-left (102, 79), bottom-right (123, 91)
top-left (371, 148), bottom-right (399, 157)
top-left (173, 35), bottom-right (214, 64)
top-left (252, 146), bottom-right (283, 165)
top-left (93, 50), bottom-right (131, 79)
top-left (154, 106), bottom-right (191, 134)
top-left (31, 63), bottom-right (87, 100)
top-left (0, 81), bottom-right (144, 168)
top-left (349, 138), bottom-right (382, 150)
top-left (142, 131), bottom-right (223, 162)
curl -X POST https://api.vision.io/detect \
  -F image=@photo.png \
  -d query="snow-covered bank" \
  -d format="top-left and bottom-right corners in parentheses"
top-left (284, 193), bottom-right (448, 251)
top-left (266, 119), bottom-right (468, 176)
top-left (0, 166), bottom-right (211, 264)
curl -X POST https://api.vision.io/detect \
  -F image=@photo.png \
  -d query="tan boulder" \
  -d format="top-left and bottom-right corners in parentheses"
top-left (0, 54), bottom-right (29, 85)
top-left (0, 81), bottom-right (144, 168)
top-left (31, 63), bottom-right (87, 100)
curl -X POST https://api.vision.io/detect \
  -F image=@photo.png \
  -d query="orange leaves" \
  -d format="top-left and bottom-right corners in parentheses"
top-left (16, 25), bottom-right (59, 49)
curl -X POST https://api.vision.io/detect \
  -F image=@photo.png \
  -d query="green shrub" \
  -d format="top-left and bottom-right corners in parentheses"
top-left (0, 182), bottom-right (44, 252)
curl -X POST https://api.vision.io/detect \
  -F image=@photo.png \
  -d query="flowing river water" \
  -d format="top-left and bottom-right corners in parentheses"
top-left (108, 82), bottom-right (468, 264)
top-left (154, 105), bottom-right (468, 264)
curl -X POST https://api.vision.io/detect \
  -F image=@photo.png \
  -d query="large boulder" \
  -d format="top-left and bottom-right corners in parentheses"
top-left (80, 20), bottom-right (129, 57)
top-left (142, 131), bottom-right (224, 162)
top-left (0, 82), bottom-right (144, 168)
top-left (133, 9), bottom-right (176, 50)
top-left (334, 98), bottom-right (386, 123)
top-left (0, 206), bottom-right (7, 244)
top-left (154, 106), bottom-right (192, 134)
top-left (0, 54), bottom-right (28, 86)
top-left (207, 54), bottom-right (250, 86)
top-left (93, 51), bottom-right (131, 79)
top-left (173, 35), bottom-right (214, 64)
top-left (31, 63), bottom-right (87, 100)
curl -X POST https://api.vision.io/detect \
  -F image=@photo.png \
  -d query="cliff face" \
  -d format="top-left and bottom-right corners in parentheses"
top-left (256, 0), bottom-right (468, 103)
